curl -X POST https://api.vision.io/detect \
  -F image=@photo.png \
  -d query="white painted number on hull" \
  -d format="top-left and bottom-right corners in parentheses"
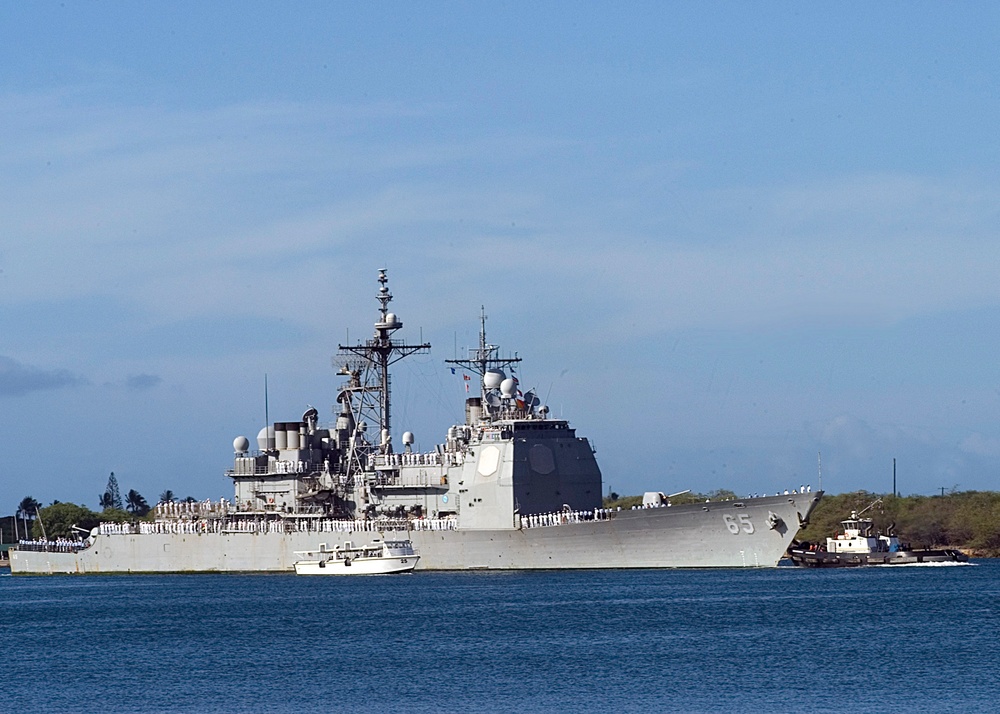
top-left (723, 513), bottom-right (755, 534)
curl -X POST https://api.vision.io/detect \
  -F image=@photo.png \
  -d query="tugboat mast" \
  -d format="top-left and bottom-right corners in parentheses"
top-left (337, 269), bottom-right (430, 453)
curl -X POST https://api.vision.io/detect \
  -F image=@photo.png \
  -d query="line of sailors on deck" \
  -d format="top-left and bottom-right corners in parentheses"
top-left (520, 508), bottom-right (616, 529)
top-left (747, 486), bottom-right (812, 498)
top-left (154, 499), bottom-right (231, 518)
top-left (311, 517), bottom-right (459, 532)
top-left (409, 518), bottom-right (458, 531)
top-left (16, 537), bottom-right (86, 551)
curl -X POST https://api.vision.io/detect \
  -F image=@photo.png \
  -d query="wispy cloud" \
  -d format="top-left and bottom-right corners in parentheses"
top-left (8, 87), bottom-right (998, 343)
top-left (0, 355), bottom-right (87, 397)
top-left (125, 373), bottom-right (162, 391)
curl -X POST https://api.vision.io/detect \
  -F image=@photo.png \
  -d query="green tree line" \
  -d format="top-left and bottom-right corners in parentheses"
top-left (2, 473), bottom-right (196, 542)
top-left (796, 490), bottom-right (1000, 555)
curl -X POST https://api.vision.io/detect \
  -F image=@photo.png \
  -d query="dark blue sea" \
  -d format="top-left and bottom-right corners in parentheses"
top-left (2, 562), bottom-right (998, 713)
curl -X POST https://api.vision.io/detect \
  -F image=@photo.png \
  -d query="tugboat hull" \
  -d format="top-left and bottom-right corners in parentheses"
top-left (789, 548), bottom-right (968, 567)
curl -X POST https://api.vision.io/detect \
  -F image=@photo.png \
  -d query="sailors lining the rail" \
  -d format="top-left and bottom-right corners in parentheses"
top-left (91, 505), bottom-right (639, 538)
top-left (104, 510), bottom-right (616, 537)
top-left (518, 508), bottom-right (616, 529)
top-left (16, 537), bottom-right (86, 553)
top-left (81, 509), bottom-right (629, 538)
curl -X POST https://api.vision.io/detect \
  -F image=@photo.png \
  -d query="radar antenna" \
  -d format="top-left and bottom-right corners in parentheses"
top-left (445, 306), bottom-right (521, 399)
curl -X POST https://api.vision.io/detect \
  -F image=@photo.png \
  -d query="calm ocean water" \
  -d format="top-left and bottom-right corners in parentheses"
top-left (2, 561), bottom-right (998, 713)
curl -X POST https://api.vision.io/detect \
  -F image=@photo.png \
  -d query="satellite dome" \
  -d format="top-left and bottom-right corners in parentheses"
top-left (385, 312), bottom-right (400, 326)
top-left (484, 370), bottom-right (505, 389)
top-left (500, 378), bottom-right (517, 397)
top-left (402, 431), bottom-right (414, 445)
top-left (256, 426), bottom-right (275, 451)
top-left (233, 436), bottom-right (250, 454)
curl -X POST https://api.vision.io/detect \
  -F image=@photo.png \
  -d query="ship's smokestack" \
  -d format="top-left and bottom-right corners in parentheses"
top-left (465, 397), bottom-right (482, 425)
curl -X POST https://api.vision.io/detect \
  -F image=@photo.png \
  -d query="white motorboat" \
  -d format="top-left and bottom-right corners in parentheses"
top-left (294, 539), bottom-right (419, 575)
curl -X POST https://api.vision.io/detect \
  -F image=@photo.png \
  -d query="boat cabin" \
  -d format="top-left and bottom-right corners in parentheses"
top-left (826, 511), bottom-right (900, 554)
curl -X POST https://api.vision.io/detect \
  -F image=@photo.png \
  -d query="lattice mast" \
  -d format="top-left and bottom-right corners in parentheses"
top-left (337, 269), bottom-right (430, 454)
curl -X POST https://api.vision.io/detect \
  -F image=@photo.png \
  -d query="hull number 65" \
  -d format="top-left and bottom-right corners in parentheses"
top-left (723, 513), bottom-right (754, 534)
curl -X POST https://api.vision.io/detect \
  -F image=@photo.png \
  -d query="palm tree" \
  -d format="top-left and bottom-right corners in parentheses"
top-left (16, 496), bottom-right (40, 521)
top-left (125, 489), bottom-right (150, 517)
top-left (158, 489), bottom-right (176, 504)
top-left (16, 496), bottom-right (41, 540)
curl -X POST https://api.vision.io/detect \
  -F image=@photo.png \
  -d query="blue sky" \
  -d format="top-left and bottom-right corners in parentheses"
top-left (3, 3), bottom-right (1000, 514)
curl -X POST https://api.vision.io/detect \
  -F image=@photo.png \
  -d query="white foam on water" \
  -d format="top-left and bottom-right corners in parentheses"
top-left (874, 560), bottom-right (975, 568)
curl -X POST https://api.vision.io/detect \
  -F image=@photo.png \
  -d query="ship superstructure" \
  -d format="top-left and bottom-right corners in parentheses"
top-left (11, 270), bottom-right (821, 574)
top-left (225, 269), bottom-right (600, 532)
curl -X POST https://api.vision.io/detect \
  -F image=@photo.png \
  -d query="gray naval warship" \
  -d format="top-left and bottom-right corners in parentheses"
top-left (11, 270), bottom-right (822, 574)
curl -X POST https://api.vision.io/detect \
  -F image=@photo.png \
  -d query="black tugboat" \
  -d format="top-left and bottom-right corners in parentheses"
top-left (789, 500), bottom-right (968, 567)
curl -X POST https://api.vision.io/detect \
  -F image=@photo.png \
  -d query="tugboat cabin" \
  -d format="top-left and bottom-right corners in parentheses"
top-left (827, 512), bottom-right (899, 554)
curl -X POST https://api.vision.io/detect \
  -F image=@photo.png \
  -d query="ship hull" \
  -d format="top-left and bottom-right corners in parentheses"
top-left (10, 493), bottom-right (819, 574)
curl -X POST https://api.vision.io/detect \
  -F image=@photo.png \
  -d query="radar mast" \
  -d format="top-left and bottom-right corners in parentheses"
top-left (336, 269), bottom-right (430, 454)
top-left (445, 306), bottom-right (521, 399)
